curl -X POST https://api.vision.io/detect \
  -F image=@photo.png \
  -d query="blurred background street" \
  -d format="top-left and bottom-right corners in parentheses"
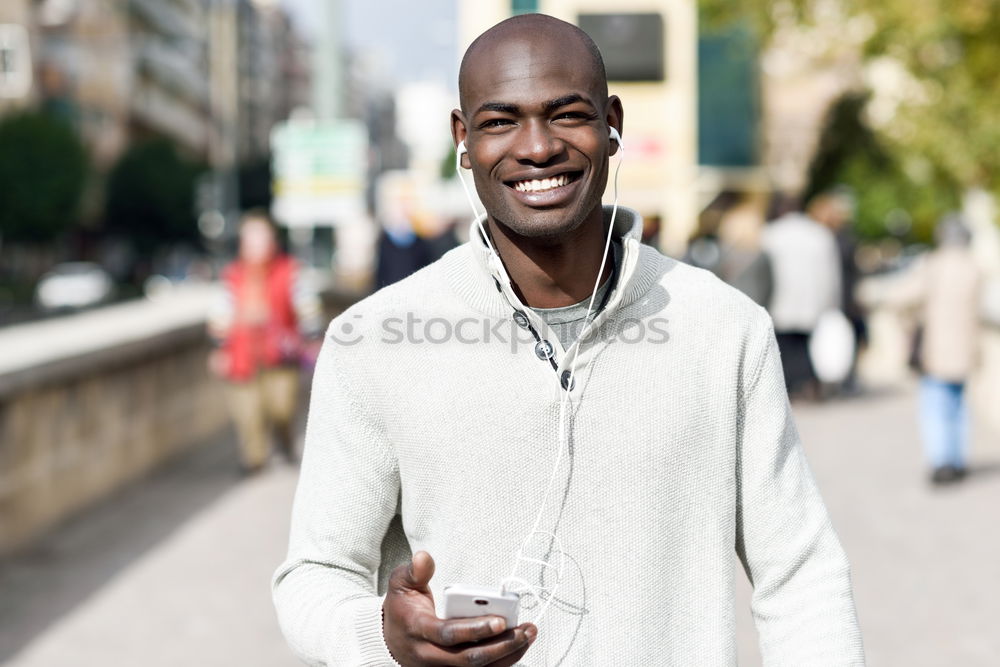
top-left (2, 0), bottom-right (1000, 665)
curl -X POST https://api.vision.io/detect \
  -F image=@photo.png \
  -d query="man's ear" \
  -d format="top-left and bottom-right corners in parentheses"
top-left (606, 95), bottom-right (624, 157)
top-left (451, 110), bottom-right (471, 169)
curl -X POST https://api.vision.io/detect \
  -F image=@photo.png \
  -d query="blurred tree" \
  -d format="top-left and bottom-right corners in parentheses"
top-left (239, 158), bottom-right (273, 211)
top-left (851, 0), bottom-right (1000, 197)
top-left (440, 145), bottom-right (458, 181)
top-left (104, 139), bottom-right (205, 255)
top-left (0, 111), bottom-right (87, 244)
top-left (803, 94), bottom-right (884, 205)
top-left (700, 0), bottom-right (1000, 207)
top-left (805, 92), bottom-right (958, 242)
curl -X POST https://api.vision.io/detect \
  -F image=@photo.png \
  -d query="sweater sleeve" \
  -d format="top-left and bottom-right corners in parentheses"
top-left (272, 326), bottom-right (401, 666)
top-left (735, 313), bottom-right (866, 666)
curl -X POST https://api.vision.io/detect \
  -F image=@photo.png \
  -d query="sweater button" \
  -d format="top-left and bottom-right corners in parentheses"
top-left (513, 310), bottom-right (530, 329)
top-left (560, 370), bottom-right (576, 391)
top-left (534, 340), bottom-right (554, 361)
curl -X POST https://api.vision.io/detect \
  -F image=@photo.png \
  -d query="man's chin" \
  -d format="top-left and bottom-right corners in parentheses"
top-left (498, 208), bottom-right (586, 241)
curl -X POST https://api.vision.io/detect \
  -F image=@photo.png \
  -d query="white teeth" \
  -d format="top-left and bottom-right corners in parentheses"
top-left (514, 174), bottom-right (571, 193)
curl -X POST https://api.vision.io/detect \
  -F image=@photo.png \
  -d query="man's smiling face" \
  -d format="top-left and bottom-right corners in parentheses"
top-left (453, 31), bottom-right (621, 241)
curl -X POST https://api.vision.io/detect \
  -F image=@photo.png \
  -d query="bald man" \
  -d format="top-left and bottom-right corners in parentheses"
top-left (273, 14), bottom-right (864, 666)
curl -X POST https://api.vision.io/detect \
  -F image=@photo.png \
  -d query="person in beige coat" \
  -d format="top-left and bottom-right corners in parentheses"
top-left (909, 215), bottom-right (981, 484)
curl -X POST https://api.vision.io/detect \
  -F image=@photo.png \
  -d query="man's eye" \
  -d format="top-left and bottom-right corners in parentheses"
top-left (554, 112), bottom-right (594, 122)
top-left (481, 118), bottom-right (513, 129)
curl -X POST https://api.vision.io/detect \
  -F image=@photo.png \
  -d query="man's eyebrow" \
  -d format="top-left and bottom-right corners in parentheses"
top-left (475, 101), bottom-right (520, 115)
top-left (473, 94), bottom-right (595, 117)
top-left (543, 94), bottom-right (593, 112)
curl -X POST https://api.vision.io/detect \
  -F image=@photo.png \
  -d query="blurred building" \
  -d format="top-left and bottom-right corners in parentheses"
top-left (0, 0), bottom-right (308, 172)
top-left (16, 0), bottom-right (210, 166)
top-left (310, 0), bottom-right (345, 122)
top-left (237, 0), bottom-right (311, 162)
top-left (128, 0), bottom-right (210, 160)
top-left (0, 0), bottom-right (37, 113)
top-left (696, 24), bottom-right (767, 204)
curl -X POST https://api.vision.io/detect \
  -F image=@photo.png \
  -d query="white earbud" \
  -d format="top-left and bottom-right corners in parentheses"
top-left (609, 126), bottom-right (622, 148)
top-left (456, 141), bottom-right (467, 169)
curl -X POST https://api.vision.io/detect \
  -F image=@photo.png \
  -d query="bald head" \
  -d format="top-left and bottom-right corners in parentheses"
top-left (459, 14), bottom-right (608, 113)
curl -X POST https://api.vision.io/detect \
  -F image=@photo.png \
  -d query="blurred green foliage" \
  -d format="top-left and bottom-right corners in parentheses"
top-left (104, 139), bottom-right (205, 255)
top-left (0, 111), bottom-right (87, 243)
top-left (858, 0), bottom-right (1000, 198)
top-left (805, 93), bottom-right (958, 243)
top-left (700, 0), bottom-right (1000, 232)
top-left (440, 145), bottom-right (458, 182)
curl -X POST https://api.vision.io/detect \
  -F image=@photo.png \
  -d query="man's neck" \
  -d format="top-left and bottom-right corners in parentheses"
top-left (486, 208), bottom-right (613, 308)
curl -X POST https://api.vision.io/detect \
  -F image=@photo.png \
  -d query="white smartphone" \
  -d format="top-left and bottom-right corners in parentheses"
top-left (443, 585), bottom-right (520, 628)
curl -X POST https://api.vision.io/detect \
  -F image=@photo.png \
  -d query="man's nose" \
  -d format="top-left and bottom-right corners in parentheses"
top-left (513, 121), bottom-right (563, 165)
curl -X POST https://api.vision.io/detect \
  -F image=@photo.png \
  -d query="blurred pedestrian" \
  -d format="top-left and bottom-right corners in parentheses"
top-left (762, 194), bottom-right (842, 398)
top-left (374, 220), bottom-right (433, 289)
top-left (715, 201), bottom-right (773, 307)
top-left (424, 218), bottom-right (461, 263)
top-left (809, 188), bottom-right (866, 393)
top-left (374, 172), bottom-right (435, 289)
top-left (208, 210), bottom-right (322, 475)
top-left (908, 215), bottom-right (981, 485)
top-left (682, 191), bottom-right (736, 280)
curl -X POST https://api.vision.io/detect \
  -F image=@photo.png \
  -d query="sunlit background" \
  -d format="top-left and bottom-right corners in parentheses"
top-left (1, 1), bottom-right (998, 665)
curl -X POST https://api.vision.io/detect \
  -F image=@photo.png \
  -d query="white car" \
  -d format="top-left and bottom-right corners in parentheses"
top-left (35, 262), bottom-right (114, 311)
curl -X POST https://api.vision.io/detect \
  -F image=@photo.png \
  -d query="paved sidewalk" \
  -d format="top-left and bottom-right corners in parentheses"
top-left (0, 434), bottom-right (300, 667)
top-left (1, 387), bottom-right (998, 665)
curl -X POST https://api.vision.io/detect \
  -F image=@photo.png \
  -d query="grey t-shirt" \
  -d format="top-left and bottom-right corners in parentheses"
top-left (530, 241), bottom-right (621, 350)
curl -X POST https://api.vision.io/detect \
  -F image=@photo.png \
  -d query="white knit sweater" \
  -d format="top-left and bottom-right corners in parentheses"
top-left (272, 206), bottom-right (865, 666)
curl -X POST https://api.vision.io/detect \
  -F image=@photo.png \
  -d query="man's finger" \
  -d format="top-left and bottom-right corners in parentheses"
top-left (414, 625), bottom-right (537, 666)
top-left (483, 640), bottom-right (532, 667)
top-left (412, 614), bottom-right (508, 647)
top-left (407, 551), bottom-right (435, 589)
top-left (388, 551), bottom-right (435, 594)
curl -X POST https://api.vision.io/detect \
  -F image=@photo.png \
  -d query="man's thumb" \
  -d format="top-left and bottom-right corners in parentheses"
top-left (406, 551), bottom-right (435, 590)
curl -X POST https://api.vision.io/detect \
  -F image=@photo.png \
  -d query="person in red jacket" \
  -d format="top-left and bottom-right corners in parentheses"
top-left (209, 210), bottom-right (322, 475)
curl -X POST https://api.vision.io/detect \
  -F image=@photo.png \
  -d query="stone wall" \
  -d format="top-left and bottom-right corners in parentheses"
top-left (0, 291), bottom-right (228, 556)
top-left (0, 339), bottom-right (227, 556)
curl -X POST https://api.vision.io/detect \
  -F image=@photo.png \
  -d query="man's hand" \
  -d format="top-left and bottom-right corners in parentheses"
top-left (383, 551), bottom-right (537, 666)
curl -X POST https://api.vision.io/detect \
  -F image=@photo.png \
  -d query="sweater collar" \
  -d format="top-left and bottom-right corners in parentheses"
top-left (447, 205), bottom-right (662, 321)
